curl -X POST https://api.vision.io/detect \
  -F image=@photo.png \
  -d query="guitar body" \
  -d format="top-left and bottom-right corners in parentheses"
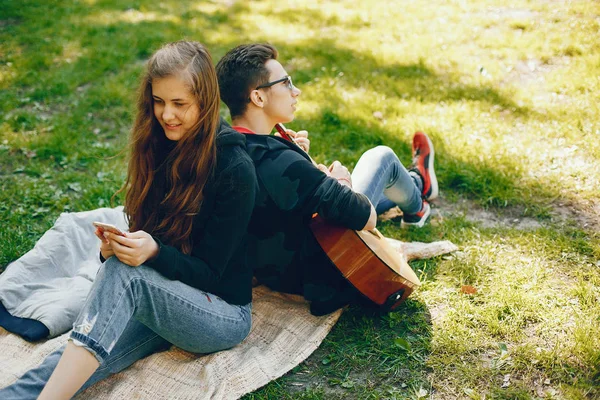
top-left (310, 216), bottom-right (420, 310)
top-left (274, 123), bottom-right (420, 310)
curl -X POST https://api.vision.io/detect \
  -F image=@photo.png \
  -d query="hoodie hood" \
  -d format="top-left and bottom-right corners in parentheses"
top-left (243, 133), bottom-right (310, 165)
top-left (216, 117), bottom-right (247, 148)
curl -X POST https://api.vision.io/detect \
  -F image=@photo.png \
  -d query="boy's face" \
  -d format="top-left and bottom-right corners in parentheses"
top-left (260, 59), bottom-right (301, 124)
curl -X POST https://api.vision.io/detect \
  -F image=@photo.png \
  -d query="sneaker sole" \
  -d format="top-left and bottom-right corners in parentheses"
top-left (401, 203), bottom-right (431, 228)
top-left (423, 134), bottom-right (438, 200)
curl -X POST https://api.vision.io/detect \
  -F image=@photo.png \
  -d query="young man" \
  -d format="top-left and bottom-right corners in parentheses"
top-left (216, 44), bottom-right (437, 315)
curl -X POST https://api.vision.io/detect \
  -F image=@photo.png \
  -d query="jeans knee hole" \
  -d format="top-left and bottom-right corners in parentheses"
top-left (74, 313), bottom-right (98, 335)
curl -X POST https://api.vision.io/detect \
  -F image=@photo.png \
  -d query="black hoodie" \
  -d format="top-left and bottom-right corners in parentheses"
top-left (242, 134), bottom-right (372, 315)
top-left (144, 118), bottom-right (257, 305)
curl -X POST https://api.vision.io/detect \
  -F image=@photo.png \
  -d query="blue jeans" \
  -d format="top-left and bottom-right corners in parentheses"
top-left (351, 146), bottom-right (422, 215)
top-left (0, 257), bottom-right (252, 399)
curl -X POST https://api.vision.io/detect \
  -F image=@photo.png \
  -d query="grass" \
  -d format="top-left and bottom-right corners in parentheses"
top-left (1, 0), bottom-right (599, 398)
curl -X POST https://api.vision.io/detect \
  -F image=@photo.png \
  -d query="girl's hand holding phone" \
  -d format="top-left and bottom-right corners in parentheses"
top-left (93, 221), bottom-right (125, 260)
top-left (103, 230), bottom-right (159, 267)
top-left (99, 235), bottom-right (116, 260)
top-left (94, 227), bottom-right (115, 259)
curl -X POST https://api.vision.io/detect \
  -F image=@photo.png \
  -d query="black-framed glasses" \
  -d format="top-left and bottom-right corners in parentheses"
top-left (256, 75), bottom-right (294, 91)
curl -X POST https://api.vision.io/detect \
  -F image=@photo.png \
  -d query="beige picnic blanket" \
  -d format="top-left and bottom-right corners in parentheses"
top-left (0, 285), bottom-right (343, 399)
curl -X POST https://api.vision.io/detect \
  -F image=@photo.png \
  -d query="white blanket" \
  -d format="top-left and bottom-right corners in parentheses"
top-left (0, 207), bottom-right (128, 337)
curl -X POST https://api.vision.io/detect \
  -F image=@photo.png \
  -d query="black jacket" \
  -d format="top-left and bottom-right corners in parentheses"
top-left (142, 119), bottom-right (257, 305)
top-left (242, 134), bottom-right (372, 315)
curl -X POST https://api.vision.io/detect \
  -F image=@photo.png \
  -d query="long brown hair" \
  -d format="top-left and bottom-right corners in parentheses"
top-left (121, 41), bottom-right (220, 254)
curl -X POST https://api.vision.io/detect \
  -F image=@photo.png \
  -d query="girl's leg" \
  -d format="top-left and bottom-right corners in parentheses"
top-left (351, 146), bottom-right (423, 215)
top-left (38, 343), bottom-right (97, 399)
top-left (41, 257), bottom-right (251, 398)
top-left (0, 319), bottom-right (169, 400)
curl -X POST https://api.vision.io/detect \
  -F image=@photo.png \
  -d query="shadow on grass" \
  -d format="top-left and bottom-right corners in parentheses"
top-left (245, 298), bottom-right (434, 399)
top-left (5, 0), bottom-right (545, 206)
top-left (294, 49), bottom-right (528, 118)
top-left (1, 1), bottom-right (252, 100)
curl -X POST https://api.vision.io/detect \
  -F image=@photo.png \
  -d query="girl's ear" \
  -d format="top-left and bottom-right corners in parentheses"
top-left (249, 89), bottom-right (265, 108)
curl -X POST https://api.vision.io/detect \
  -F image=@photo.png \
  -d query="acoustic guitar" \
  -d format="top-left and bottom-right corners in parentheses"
top-left (275, 124), bottom-right (421, 310)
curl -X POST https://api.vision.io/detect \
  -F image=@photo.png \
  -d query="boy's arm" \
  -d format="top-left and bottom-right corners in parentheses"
top-left (318, 160), bottom-right (377, 230)
top-left (260, 147), bottom-right (373, 231)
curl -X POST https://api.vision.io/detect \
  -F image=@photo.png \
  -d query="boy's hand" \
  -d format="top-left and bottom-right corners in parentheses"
top-left (104, 230), bottom-right (159, 267)
top-left (287, 129), bottom-right (310, 153)
top-left (328, 161), bottom-right (352, 188)
top-left (275, 128), bottom-right (310, 153)
top-left (317, 163), bottom-right (332, 176)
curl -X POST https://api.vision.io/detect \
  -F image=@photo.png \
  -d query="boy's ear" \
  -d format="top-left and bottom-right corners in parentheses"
top-left (249, 89), bottom-right (265, 108)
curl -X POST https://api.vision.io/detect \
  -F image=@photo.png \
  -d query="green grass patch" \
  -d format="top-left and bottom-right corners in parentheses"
top-left (1, 0), bottom-right (599, 398)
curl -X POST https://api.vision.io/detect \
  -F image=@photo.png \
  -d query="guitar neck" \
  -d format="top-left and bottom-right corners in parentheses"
top-left (275, 123), bottom-right (318, 167)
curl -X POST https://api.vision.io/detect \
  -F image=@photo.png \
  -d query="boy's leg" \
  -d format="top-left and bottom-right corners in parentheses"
top-left (351, 132), bottom-right (437, 228)
top-left (351, 145), bottom-right (423, 215)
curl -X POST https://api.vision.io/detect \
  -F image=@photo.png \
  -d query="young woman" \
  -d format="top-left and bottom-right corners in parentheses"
top-left (0, 40), bottom-right (256, 399)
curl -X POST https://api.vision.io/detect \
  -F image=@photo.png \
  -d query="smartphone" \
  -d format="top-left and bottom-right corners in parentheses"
top-left (92, 221), bottom-right (126, 236)
top-left (275, 123), bottom-right (293, 142)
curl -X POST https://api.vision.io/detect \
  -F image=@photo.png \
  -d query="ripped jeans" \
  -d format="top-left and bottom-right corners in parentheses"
top-left (351, 145), bottom-right (423, 215)
top-left (0, 257), bottom-right (252, 399)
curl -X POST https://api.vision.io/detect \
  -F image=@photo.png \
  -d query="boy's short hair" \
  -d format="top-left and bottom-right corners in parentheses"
top-left (216, 43), bottom-right (278, 118)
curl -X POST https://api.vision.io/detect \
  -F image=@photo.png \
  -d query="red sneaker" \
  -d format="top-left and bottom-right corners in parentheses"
top-left (401, 200), bottom-right (431, 228)
top-left (410, 131), bottom-right (438, 200)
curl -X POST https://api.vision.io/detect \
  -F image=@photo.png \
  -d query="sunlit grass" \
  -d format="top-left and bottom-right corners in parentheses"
top-left (83, 9), bottom-right (181, 25)
top-left (1, 0), bottom-right (599, 398)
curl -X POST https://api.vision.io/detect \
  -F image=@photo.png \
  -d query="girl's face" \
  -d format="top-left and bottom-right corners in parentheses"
top-left (152, 75), bottom-right (200, 141)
